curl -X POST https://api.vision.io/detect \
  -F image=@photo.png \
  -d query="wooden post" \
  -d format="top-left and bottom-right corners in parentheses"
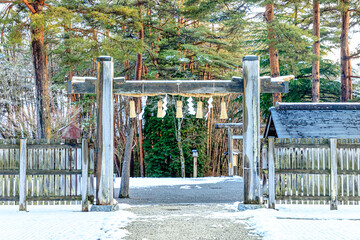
top-left (243, 55), bottom-right (261, 204)
top-left (193, 156), bottom-right (197, 178)
top-left (268, 137), bottom-right (275, 209)
top-left (228, 128), bottom-right (233, 176)
top-left (96, 56), bottom-right (114, 205)
top-left (19, 138), bottom-right (27, 211)
top-left (330, 138), bottom-right (338, 210)
top-left (81, 138), bottom-right (89, 211)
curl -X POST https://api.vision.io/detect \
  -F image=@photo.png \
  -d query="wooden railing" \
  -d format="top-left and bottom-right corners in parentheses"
top-left (0, 139), bottom-right (95, 211)
top-left (263, 138), bottom-right (360, 210)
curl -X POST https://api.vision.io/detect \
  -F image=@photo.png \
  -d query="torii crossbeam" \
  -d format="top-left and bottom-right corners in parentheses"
top-left (68, 56), bottom-right (293, 205)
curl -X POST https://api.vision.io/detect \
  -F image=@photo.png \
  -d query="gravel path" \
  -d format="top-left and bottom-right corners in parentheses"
top-left (115, 178), bottom-right (261, 240)
top-left (124, 204), bottom-right (260, 240)
top-left (115, 177), bottom-right (244, 205)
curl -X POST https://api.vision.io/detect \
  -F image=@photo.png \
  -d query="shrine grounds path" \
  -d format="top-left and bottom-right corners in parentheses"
top-left (115, 177), bottom-right (261, 240)
top-left (115, 177), bottom-right (244, 205)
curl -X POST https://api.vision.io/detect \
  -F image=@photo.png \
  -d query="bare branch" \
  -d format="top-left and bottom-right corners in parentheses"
top-left (349, 51), bottom-right (360, 59)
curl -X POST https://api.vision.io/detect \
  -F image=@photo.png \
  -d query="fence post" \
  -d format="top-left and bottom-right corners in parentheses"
top-left (82, 138), bottom-right (89, 211)
top-left (268, 137), bottom-right (275, 209)
top-left (330, 138), bottom-right (338, 210)
top-left (228, 128), bottom-right (233, 176)
top-left (19, 138), bottom-right (27, 211)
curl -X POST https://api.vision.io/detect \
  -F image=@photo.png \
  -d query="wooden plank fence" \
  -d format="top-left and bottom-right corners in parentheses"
top-left (263, 138), bottom-right (360, 210)
top-left (0, 138), bottom-right (94, 211)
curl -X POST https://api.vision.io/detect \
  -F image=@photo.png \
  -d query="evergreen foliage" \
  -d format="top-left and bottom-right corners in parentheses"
top-left (1, 0), bottom-right (359, 176)
top-left (143, 96), bottom-right (207, 177)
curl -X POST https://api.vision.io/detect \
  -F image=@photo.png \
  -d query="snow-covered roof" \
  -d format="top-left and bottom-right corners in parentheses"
top-left (264, 103), bottom-right (360, 139)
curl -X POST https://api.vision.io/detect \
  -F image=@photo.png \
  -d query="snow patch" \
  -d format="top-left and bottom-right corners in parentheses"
top-left (0, 205), bottom-right (136, 240)
top-left (214, 204), bottom-right (360, 240)
top-left (114, 177), bottom-right (240, 189)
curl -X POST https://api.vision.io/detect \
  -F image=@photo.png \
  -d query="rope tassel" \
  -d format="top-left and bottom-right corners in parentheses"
top-left (129, 100), bottom-right (136, 118)
top-left (176, 100), bottom-right (183, 118)
top-left (196, 101), bottom-right (203, 119)
top-left (220, 101), bottom-right (228, 119)
top-left (157, 100), bottom-right (163, 118)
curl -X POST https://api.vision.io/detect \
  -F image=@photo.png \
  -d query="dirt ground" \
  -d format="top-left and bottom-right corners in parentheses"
top-left (123, 204), bottom-right (261, 240)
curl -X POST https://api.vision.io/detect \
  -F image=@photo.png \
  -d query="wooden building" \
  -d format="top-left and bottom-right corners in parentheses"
top-left (264, 103), bottom-right (360, 139)
top-left (263, 102), bottom-right (360, 210)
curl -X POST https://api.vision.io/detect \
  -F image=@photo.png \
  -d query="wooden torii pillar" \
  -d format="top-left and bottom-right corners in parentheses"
top-left (69, 55), bottom-right (292, 205)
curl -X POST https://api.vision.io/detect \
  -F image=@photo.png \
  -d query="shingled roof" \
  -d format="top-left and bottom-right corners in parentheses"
top-left (264, 103), bottom-right (360, 139)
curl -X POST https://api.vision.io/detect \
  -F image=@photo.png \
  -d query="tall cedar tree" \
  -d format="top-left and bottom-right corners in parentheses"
top-left (265, 3), bottom-right (281, 106)
top-left (340, 0), bottom-right (352, 102)
top-left (136, 0), bottom-right (145, 177)
top-left (312, 0), bottom-right (320, 102)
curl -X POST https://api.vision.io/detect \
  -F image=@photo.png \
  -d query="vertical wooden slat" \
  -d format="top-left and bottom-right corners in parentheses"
top-left (60, 146), bottom-right (66, 204)
top-left (82, 139), bottom-right (89, 212)
top-left (340, 139), bottom-right (344, 205)
top-left (289, 139), bottom-right (294, 203)
top-left (305, 139), bottom-right (310, 204)
top-left (14, 140), bottom-right (20, 205)
top-left (325, 143), bottom-right (330, 204)
top-left (351, 139), bottom-right (355, 204)
top-left (27, 143), bottom-right (32, 206)
top-left (316, 139), bottom-right (320, 204)
top-left (39, 147), bottom-right (44, 205)
top-left (274, 139), bottom-right (282, 203)
top-left (3, 144), bottom-right (9, 205)
top-left (330, 138), bottom-right (338, 210)
top-left (0, 148), bottom-right (3, 205)
top-left (77, 145), bottom-right (82, 202)
top-left (357, 141), bottom-right (360, 204)
top-left (49, 141), bottom-right (55, 205)
top-left (19, 139), bottom-right (27, 211)
top-left (71, 147), bottom-right (76, 204)
top-left (268, 138), bottom-right (275, 209)
top-left (66, 148), bottom-right (71, 204)
top-left (280, 139), bottom-right (286, 203)
top-left (55, 144), bottom-right (60, 205)
top-left (345, 139), bottom-right (349, 204)
top-left (9, 144), bottom-right (15, 205)
top-left (320, 142), bottom-right (325, 204)
top-left (43, 148), bottom-right (49, 205)
top-left (33, 140), bottom-right (39, 205)
top-left (89, 147), bottom-right (95, 203)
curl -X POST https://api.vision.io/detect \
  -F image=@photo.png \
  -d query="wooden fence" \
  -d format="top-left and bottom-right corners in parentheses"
top-left (0, 139), bottom-right (95, 211)
top-left (263, 138), bottom-right (360, 210)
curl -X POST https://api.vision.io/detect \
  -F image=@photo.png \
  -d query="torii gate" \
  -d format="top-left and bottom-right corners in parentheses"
top-left (69, 55), bottom-right (291, 205)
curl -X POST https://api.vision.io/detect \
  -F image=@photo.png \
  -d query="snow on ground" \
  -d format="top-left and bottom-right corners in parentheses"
top-left (114, 176), bottom-right (240, 189)
top-left (215, 203), bottom-right (360, 240)
top-left (0, 204), bottom-right (135, 240)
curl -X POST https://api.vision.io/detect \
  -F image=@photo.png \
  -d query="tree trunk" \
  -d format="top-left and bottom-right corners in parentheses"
top-left (265, 4), bottom-right (281, 106)
top-left (137, 99), bottom-right (145, 177)
top-left (31, 22), bottom-right (51, 140)
top-left (312, 0), bottom-right (320, 102)
top-left (340, 0), bottom-right (352, 102)
top-left (135, 0), bottom-right (145, 177)
top-left (176, 118), bottom-right (185, 178)
top-left (24, 1), bottom-right (50, 140)
top-left (119, 119), bottom-right (135, 198)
